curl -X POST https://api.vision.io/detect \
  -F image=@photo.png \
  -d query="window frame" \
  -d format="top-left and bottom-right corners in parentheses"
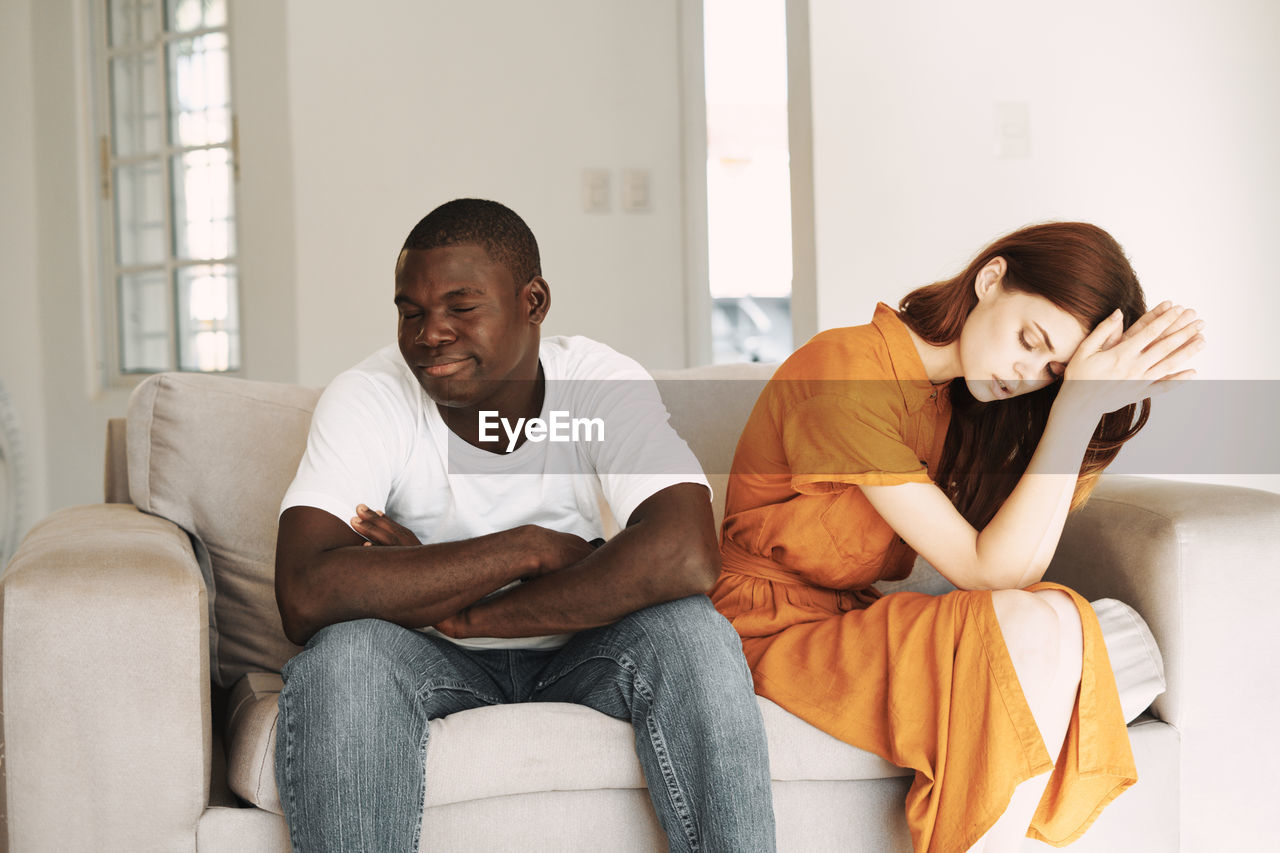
top-left (89, 0), bottom-right (243, 387)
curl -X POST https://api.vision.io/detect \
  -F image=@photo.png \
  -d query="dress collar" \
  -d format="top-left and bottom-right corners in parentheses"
top-left (870, 302), bottom-right (948, 413)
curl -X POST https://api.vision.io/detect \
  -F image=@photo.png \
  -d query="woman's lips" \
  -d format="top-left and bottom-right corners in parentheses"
top-left (420, 358), bottom-right (471, 378)
top-left (991, 376), bottom-right (1010, 399)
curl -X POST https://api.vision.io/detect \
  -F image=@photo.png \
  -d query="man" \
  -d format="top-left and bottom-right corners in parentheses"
top-left (274, 198), bottom-right (775, 851)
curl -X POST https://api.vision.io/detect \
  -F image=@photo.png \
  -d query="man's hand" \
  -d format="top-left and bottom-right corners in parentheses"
top-left (434, 609), bottom-right (473, 639)
top-left (430, 533), bottom-right (605, 638)
top-left (355, 504), bottom-right (595, 576)
top-left (351, 504), bottom-right (421, 546)
top-left (438, 483), bottom-right (718, 639)
top-left (275, 506), bottom-right (548, 646)
top-left (524, 527), bottom-right (597, 576)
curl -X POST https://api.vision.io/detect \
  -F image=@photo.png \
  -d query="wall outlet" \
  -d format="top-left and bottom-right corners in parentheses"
top-left (621, 169), bottom-right (651, 212)
top-left (582, 169), bottom-right (611, 213)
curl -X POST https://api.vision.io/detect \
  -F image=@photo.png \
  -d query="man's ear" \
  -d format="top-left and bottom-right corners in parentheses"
top-left (525, 276), bottom-right (550, 326)
top-left (974, 257), bottom-right (1006, 301)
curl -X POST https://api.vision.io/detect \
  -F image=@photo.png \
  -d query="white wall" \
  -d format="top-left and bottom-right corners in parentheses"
top-left (805, 0), bottom-right (1280, 492)
top-left (12, 0), bottom-right (1278, 515)
top-left (233, 0), bottom-right (299, 384)
top-left (0, 0), bottom-right (49, 539)
top-left (27, 0), bottom-right (127, 518)
top-left (10, 0), bottom-right (692, 518)
top-left (286, 0), bottom-right (690, 387)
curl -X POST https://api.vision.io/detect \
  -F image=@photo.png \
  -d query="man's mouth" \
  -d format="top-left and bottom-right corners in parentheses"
top-left (419, 358), bottom-right (471, 378)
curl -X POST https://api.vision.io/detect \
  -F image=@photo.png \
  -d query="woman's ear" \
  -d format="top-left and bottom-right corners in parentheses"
top-left (974, 257), bottom-right (1007, 301)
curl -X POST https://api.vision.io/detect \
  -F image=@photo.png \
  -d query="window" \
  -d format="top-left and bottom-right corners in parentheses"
top-left (93, 0), bottom-right (240, 377)
top-left (703, 0), bottom-right (793, 364)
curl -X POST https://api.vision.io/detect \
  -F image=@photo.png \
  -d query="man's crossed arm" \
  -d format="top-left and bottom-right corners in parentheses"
top-left (274, 482), bottom-right (718, 646)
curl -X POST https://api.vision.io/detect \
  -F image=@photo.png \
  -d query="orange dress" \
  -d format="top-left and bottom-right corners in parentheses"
top-left (711, 303), bottom-right (1137, 852)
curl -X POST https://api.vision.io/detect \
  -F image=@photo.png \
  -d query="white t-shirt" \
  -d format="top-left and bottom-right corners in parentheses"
top-left (281, 335), bottom-right (710, 650)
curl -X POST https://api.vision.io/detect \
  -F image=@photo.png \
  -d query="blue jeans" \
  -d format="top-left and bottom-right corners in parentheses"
top-left (275, 594), bottom-right (776, 852)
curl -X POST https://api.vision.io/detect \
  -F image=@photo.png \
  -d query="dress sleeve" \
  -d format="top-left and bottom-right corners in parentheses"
top-left (782, 391), bottom-right (934, 494)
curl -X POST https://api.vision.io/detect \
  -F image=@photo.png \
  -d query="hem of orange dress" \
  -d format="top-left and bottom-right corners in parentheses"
top-left (970, 589), bottom-right (1056, 776)
top-left (1021, 583), bottom-right (1140, 847)
top-left (988, 583), bottom-right (1137, 849)
top-left (943, 590), bottom-right (1057, 853)
top-left (1024, 777), bottom-right (1138, 847)
top-left (748, 591), bottom-right (1060, 853)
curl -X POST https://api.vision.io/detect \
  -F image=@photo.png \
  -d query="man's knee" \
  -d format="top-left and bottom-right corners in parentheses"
top-left (628, 594), bottom-right (738, 646)
top-left (282, 618), bottom-right (419, 701)
top-left (619, 595), bottom-right (752, 687)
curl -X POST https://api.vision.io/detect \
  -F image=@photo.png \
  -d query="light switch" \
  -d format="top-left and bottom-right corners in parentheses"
top-left (582, 169), bottom-right (611, 213)
top-left (621, 169), bottom-right (651, 212)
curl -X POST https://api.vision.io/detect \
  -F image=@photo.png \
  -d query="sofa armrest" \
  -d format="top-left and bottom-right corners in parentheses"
top-left (2, 504), bottom-right (211, 852)
top-left (1044, 474), bottom-right (1280, 849)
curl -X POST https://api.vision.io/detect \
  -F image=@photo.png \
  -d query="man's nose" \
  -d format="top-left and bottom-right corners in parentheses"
top-left (416, 312), bottom-right (455, 347)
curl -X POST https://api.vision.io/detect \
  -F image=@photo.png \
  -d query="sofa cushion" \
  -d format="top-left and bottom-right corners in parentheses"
top-left (1092, 597), bottom-right (1167, 723)
top-left (128, 374), bottom-right (320, 686)
top-left (228, 589), bottom-right (1165, 817)
top-left (225, 676), bottom-right (911, 816)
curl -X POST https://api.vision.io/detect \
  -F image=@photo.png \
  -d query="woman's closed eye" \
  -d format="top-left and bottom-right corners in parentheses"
top-left (1019, 331), bottom-right (1062, 379)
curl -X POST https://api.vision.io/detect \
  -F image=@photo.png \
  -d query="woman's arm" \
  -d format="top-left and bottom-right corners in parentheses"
top-left (860, 303), bottom-right (1204, 591)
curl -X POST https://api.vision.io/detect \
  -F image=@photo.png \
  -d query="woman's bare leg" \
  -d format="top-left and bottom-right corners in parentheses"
top-left (968, 588), bottom-right (1084, 852)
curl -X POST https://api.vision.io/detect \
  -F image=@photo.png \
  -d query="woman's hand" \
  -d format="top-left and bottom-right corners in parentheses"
top-left (350, 504), bottom-right (422, 547)
top-left (1057, 301), bottom-right (1205, 418)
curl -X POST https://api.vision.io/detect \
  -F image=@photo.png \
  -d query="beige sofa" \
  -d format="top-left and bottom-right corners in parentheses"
top-left (3, 367), bottom-right (1278, 852)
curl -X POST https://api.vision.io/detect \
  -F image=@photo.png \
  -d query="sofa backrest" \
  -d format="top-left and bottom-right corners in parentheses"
top-left (123, 362), bottom-right (776, 687)
top-left (650, 362), bottom-right (776, 523)
top-left (128, 374), bottom-right (321, 686)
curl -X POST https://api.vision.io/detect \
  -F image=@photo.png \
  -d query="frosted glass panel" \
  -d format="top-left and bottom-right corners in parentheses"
top-left (114, 161), bottom-right (167, 266)
top-left (177, 265), bottom-right (240, 371)
top-left (171, 149), bottom-right (234, 260)
top-left (111, 51), bottom-right (164, 156)
top-left (108, 0), bottom-right (161, 48)
top-left (119, 271), bottom-right (171, 372)
top-left (168, 32), bottom-right (231, 147)
top-left (166, 0), bottom-right (227, 33)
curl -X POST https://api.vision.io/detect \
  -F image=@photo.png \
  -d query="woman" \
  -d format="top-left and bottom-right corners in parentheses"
top-left (710, 222), bottom-right (1204, 852)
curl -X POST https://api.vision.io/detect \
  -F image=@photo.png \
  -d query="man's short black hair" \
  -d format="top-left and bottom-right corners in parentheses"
top-left (402, 199), bottom-right (541, 288)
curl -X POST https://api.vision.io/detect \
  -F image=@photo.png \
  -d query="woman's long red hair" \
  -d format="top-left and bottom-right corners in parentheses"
top-left (898, 222), bottom-right (1151, 528)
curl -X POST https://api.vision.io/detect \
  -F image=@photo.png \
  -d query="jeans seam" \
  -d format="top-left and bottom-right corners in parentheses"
top-left (541, 650), bottom-right (700, 852)
top-left (630, 654), bottom-right (700, 853)
top-left (414, 680), bottom-right (504, 706)
top-left (280, 682), bottom-right (302, 852)
top-left (410, 699), bottom-right (429, 853)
